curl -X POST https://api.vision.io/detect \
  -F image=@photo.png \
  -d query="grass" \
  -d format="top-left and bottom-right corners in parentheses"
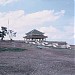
top-left (0, 47), bottom-right (26, 52)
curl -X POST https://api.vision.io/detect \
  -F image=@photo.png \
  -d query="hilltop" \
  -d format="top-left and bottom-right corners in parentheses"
top-left (0, 40), bottom-right (75, 75)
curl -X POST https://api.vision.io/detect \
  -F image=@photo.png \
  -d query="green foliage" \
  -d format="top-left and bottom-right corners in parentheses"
top-left (0, 31), bottom-right (2, 37)
top-left (0, 27), bottom-right (7, 40)
top-left (7, 30), bottom-right (17, 41)
top-left (0, 26), bottom-right (16, 40)
top-left (0, 47), bottom-right (26, 52)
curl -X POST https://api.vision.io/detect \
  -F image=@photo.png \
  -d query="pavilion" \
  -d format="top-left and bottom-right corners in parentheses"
top-left (23, 29), bottom-right (47, 42)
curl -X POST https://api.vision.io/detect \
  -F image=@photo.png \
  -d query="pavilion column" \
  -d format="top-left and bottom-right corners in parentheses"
top-left (39, 39), bottom-right (41, 42)
top-left (35, 39), bottom-right (37, 42)
top-left (32, 38), bottom-right (33, 41)
top-left (42, 38), bottom-right (43, 41)
top-left (44, 38), bottom-right (46, 41)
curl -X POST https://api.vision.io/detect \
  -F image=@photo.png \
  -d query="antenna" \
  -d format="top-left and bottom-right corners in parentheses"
top-left (8, 19), bottom-right (9, 30)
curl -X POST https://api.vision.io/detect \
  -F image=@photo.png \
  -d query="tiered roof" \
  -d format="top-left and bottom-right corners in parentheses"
top-left (26, 29), bottom-right (44, 35)
top-left (24, 29), bottom-right (47, 39)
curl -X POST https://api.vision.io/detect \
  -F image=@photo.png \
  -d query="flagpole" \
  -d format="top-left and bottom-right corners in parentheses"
top-left (8, 19), bottom-right (9, 30)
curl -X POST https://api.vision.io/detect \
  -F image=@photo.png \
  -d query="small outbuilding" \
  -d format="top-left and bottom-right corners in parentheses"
top-left (23, 29), bottom-right (47, 42)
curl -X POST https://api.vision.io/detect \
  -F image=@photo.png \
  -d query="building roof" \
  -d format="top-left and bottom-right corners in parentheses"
top-left (48, 41), bottom-right (67, 45)
top-left (26, 29), bottom-right (44, 35)
top-left (24, 35), bottom-right (47, 39)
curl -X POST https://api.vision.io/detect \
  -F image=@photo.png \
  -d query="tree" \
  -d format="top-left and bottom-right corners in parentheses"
top-left (7, 30), bottom-right (16, 41)
top-left (0, 27), bottom-right (7, 40)
top-left (0, 31), bottom-right (2, 37)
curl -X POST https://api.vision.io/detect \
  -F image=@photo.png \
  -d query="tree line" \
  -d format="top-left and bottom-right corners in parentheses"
top-left (0, 27), bottom-right (16, 41)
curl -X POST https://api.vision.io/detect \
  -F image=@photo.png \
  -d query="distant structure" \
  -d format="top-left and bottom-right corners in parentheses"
top-left (23, 29), bottom-right (71, 49)
top-left (23, 29), bottom-right (47, 42)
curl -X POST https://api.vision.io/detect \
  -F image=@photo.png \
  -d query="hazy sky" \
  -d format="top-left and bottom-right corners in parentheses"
top-left (0, 0), bottom-right (74, 44)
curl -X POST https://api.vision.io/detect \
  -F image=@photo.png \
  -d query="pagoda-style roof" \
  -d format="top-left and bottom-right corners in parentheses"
top-left (24, 35), bottom-right (47, 39)
top-left (26, 29), bottom-right (44, 35)
top-left (23, 29), bottom-right (48, 39)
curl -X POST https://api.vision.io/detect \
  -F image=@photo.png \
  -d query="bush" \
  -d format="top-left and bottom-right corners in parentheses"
top-left (0, 47), bottom-right (26, 52)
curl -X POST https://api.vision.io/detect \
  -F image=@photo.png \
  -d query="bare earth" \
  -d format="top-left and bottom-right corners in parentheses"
top-left (0, 46), bottom-right (75, 75)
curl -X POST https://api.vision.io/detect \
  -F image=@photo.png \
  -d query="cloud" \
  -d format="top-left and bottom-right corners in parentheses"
top-left (39, 26), bottom-right (74, 44)
top-left (0, 9), bottom-right (74, 44)
top-left (39, 26), bottom-right (64, 40)
top-left (39, 22), bottom-right (74, 44)
top-left (0, 9), bottom-right (66, 41)
top-left (0, 9), bottom-right (65, 30)
top-left (0, 0), bottom-right (19, 5)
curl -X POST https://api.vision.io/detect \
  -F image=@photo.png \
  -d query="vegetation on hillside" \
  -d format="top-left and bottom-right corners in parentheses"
top-left (0, 26), bottom-right (16, 41)
top-left (0, 27), bottom-right (7, 40)
top-left (0, 47), bottom-right (26, 52)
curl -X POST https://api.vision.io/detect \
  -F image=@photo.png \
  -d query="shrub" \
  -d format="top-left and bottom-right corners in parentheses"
top-left (0, 47), bottom-right (26, 52)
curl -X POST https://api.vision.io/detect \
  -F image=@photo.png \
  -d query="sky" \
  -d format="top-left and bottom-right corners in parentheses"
top-left (0, 0), bottom-right (74, 45)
